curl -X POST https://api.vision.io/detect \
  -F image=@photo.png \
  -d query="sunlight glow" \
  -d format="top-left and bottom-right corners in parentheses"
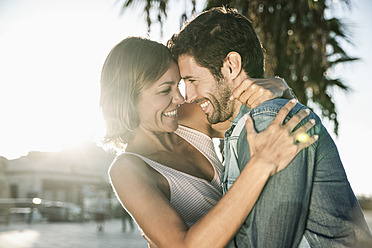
top-left (0, 0), bottom-right (144, 159)
top-left (0, 230), bottom-right (40, 248)
top-left (296, 133), bottom-right (310, 143)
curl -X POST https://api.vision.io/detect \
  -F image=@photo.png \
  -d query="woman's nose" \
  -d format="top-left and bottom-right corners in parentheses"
top-left (173, 88), bottom-right (185, 105)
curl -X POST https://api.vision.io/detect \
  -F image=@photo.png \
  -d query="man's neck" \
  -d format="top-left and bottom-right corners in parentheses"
top-left (229, 70), bottom-right (247, 122)
top-left (209, 100), bottom-right (243, 139)
top-left (231, 100), bottom-right (243, 122)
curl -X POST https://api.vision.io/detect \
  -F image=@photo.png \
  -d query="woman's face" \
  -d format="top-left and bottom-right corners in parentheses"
top-left (136, 62), bottom-right (185, 133)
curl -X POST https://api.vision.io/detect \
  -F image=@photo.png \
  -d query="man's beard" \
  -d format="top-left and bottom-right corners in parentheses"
top-left (206, 78), bottom-right (235, 124)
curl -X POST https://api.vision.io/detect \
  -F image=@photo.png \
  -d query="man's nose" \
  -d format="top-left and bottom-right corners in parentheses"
top-left (185, 83), bottom-right (197, 103)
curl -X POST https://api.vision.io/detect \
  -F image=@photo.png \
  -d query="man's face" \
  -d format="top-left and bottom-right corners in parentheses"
top-left (178, 55), bottom-right (235, 124)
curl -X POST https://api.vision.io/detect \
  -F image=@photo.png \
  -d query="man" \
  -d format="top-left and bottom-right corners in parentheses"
top-left (168, 7), bottom-right (372, 247)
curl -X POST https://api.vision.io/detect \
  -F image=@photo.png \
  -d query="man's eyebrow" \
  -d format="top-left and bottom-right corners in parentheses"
top-left (181, 76), bottom-right (194, 80)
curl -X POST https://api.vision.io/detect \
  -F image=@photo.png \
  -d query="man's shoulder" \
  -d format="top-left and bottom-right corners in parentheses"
top-left (251, 99), bottom-right (311, 126)
top-left (250, 98), bottom-right (291, 115)
top-left (235, 99), bottom-right (304, 142)
top-left (233, 99), bottom-right (290, 134)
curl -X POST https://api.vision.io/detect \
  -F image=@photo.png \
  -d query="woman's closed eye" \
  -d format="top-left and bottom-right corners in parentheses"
top-left (159, 88), bottom-right (171, 94)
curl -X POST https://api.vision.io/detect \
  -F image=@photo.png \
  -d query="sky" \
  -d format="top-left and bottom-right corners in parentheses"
top-left (0, 0), bottom-right (371, 196)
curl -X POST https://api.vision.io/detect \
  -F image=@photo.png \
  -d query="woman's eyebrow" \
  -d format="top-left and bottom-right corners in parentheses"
top-left (158, 81), bottom-right (174, 87)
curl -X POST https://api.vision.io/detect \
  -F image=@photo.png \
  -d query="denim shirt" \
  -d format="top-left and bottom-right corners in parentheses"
top-left (222, 99), bottom-right (308, 194)
top-left (222, 104), bottom-right (251, 194)
top-left (222, 99), bottom-right (372, 248)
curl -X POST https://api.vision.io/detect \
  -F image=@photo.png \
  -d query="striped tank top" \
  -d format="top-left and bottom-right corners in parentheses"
top-left (124, 125), bottom-right (223, 227)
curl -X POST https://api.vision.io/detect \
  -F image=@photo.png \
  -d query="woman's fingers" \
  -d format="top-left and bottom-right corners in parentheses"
top-left (241, 100), bottom-right (319, 176)
top-left (284, 108), bottom-right (311, 132)
top-left (230, 78), bottom-right (255, 101)
top-left (292, 118), bottom-right (318, 151)
top-left (237, 87), bottom-right (260, 105)
top-left (245, 88), bottom-right (269, 108)
top-left (293, 118), bottom-right (315, 136)
top-left (230, 78), bottom-right (281, 108)
top-left (272, 99), bottom-right (297, 125)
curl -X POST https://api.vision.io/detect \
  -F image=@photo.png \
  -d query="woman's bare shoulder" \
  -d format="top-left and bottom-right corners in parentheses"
top-left (109, 153), bottom-right (156, 185)
top-left (109, 153), bottom-right (142, 172)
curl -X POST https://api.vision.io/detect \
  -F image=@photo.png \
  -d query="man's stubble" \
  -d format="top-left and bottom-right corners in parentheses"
top-left (206, 77), bottom-right (235, 125)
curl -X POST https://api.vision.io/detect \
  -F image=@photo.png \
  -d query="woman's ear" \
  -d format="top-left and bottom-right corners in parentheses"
top-left (221, 52), bottom-right (242, 80)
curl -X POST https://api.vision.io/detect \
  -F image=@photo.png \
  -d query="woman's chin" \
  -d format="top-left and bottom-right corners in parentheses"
top-left (166, 120), bottom-right (179, 133)
top-left (161, 115), bottom-right (179, 132)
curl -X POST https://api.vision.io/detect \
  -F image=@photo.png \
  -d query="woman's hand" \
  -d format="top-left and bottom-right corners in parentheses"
top-left (230, 77), bottom-right (295, 109)
top-left (244, 99), bottom-right (318, 176)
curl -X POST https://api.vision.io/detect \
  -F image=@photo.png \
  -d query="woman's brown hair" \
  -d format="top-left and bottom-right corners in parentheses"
top-left (100, 37), bottom-right (174, 150)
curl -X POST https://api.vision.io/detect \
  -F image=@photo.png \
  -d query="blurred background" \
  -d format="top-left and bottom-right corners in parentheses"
top-left (0, 0), bottom-right (371, 247)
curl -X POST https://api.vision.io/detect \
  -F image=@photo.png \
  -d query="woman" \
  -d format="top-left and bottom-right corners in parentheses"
top-left (100, 37), bottom-right (317, 247)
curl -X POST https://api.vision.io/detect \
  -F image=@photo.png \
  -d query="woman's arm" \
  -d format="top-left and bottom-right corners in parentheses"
top-left (230, 77), bottom-right (297, 108)
top-left (178, 102), bottom-right (231, 138)
top-left (110, 100), bottom-right (317, 248)
top-left (110, 151), bottom-right (273, 248)
top-left (178, 77), bottom-right (296, 139)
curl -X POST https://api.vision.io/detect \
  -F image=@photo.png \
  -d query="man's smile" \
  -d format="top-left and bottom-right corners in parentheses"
top-left (200, 100), bottom-right (210, 111)
top-left (198, 100), bottom-right (213, 114)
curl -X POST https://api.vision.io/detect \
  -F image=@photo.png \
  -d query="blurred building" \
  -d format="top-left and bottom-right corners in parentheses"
top-left (0, 158), bottom-right (10, 198)
top-left (0, 143), bottom-right (116, 222)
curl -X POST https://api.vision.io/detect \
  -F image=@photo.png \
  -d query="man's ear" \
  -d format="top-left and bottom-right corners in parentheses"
top-left (221, 52), bottom-right (242, 80)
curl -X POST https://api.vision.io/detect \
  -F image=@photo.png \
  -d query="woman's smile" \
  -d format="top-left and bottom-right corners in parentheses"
top-left (163, 108), bottom-right (178, 118)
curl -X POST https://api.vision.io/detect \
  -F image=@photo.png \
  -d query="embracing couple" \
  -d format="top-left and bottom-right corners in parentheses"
top-left (101, 7), bottom-right (372, 248)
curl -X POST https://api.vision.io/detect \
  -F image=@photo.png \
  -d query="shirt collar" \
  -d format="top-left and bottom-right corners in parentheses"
top-left (225, 105), bottom-right (251, 137)
top-left (232, 105), bottom-right (251, 125)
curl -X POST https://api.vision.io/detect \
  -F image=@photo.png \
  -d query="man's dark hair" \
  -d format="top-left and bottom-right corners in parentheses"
top-left (167, 7), bottom-right (264, 80)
